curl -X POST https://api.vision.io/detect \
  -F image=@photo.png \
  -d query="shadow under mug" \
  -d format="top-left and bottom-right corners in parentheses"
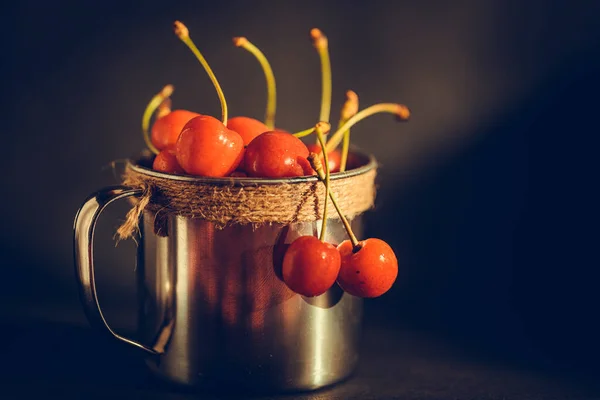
top-left (73, 152), bottom-right (377, 392)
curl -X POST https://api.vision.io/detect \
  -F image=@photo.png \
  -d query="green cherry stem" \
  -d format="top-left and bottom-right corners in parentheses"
top-left (325, 103), bottom-right (410, 154)
top-left (311, 28), bottom-right (332, 144)
top-left (174, 21), bottom-right (228, 124)
top-left (233, 37), bottom-right (277, 129)
top-left (292, 126), bottom-right (316, 138)
top-left (313, 122), bottom-right (331, 242)
top-left (142, 84), bottom-right (174, 155)
top-left (308, 152), bottom-right (359, 247)
top-left (338, 90), bottom-right (359, 172)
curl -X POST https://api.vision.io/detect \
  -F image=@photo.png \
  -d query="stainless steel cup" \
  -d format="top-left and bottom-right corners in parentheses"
top-left (74, 154), bottom-right (376, 392)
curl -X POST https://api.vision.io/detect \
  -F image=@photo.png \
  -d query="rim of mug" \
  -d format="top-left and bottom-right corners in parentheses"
top-left (126, 150), bottom-right (378, 185)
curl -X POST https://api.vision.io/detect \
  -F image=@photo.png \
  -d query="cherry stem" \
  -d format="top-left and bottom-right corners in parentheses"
top-left (338, 90), bottom-right (359, 172)
top-left (311, 29), bottom-right (332, 143)
top-left (292, 121), bottom-right (332, 140)
top-left (314, 123), bottom-right (331, 242)
top-left (308, 152), bottom-right (359, 247)
top-left (292, 126), bottom-right (317, 138)
top-left (174, 21), bottom-right (228, 124)
top-left (325, 103), bottom-right (410, 153)
top-left (233, 37), bottom-right (276, 129)
top-left (142, 84), bottom-right (174, 155)
top-left (157, 98), bottom-right (172, 119)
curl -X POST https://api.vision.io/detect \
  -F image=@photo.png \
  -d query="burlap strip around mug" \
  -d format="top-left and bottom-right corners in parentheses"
top-left (116, 157), bottom-right (377, 240)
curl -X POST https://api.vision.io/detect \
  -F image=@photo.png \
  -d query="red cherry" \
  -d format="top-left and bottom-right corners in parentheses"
top-left (151, 109), bottom-right (200, 151)
top-left (227, 116), bottom-right (269, 145)
top-left (152, 146), bottom-right (185, 174)
top-left (282, 236), bottom-right (341, 297)
top-left (176, 115), bottom-right (244, 177)
top-left (337, 238), bottom-right (398, 298)
top-left (227, 117), bottom-right (270, 173)
top-left (307, 144), bottom-right (341, 173)
top-left (244, 131), bottom-right (310, 178)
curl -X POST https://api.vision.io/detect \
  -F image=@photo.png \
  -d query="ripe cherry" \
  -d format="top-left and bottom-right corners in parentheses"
top-left (226, 116), bottom-right (269, 145)
top-left (282, 122), bottom-right (339, 297)
top-left (307, 144), bottom-right (341, 173)
top-left (244, 131), bottom-right (310, 178)
top-left (176, 115), bottom-right (244, 177)
top-left (173, 21), bottom-right (245, 177)
top-left (151, 109), bottom-right (200, 151)
top-left (308, 152), bottom-right (399, 298)
top-left (153, 146), bottom-right (185, 174)
top-left (282, 236), bottom-right (341, 297)
top-left (337, 238), bottom-right (398, 298)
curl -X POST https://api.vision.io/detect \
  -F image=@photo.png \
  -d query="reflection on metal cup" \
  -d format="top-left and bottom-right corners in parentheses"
top-left (139, 214), bottom-right (363, 390)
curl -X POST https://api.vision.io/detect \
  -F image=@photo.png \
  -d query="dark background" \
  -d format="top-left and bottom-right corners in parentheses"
top-left (1, 0), bottom-right (600, 398)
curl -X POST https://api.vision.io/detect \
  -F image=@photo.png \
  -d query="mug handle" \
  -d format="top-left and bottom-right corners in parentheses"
top-left (73, 185), bottom-right (160, 356)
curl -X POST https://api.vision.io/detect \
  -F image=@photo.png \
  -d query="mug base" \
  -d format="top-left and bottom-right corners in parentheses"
top-left (145, 356), bottom-right (358, 394)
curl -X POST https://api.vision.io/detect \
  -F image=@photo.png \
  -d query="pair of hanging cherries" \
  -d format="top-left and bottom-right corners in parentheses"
top-left (141, 21), bottom-right (409, 298)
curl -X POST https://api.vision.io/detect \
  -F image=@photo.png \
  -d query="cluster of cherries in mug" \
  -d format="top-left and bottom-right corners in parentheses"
top-left (143, 21), bottom-right (410, 298)
top-left (151, 112), bottom-right (332, 179)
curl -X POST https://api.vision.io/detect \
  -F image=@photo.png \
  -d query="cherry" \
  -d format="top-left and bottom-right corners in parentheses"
top-left (308, 152), bottom-right (399, 298)
top-left (233, 37), bottom-right (277, 129)
top-left (337, 238), bottom-right (398, 298)
top-left (226, 116), bottom-right (269, 145)
top-left (244, 131), bottom-right (310, 178)
top-left (229, 117), bottom-right (285, 172)
top-left (282, 236), bottom-right (341, 297)
top-left (307, 144), bottom-right (341, 173)
top-left (176, 115), bottom-right (244, 177)
top-left (153, 146), bottom-right (185, 174)
top-left (288, 122), bottom-right (334, 175)
top-left (173, 21), bottom-right (245, 177)
top-left (282, 124), bottom-right (339, 297)
top-left (152, 109), bottom-right (200, 151)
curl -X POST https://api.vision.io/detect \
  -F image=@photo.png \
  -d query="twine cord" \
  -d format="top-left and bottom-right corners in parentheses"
top-left (116, 164), bottom-right (377, 240)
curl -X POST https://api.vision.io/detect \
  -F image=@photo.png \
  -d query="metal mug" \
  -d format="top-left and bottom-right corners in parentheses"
top-left (74, 154), bottom-right (376, 392)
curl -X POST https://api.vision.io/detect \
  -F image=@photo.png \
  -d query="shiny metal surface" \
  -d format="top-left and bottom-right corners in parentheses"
top-left (73, 157), bottom-right (374, 391)
top-left (138, 213), bottom-right (363, 390)
top-left (73, 186), bottom-right (159, 355)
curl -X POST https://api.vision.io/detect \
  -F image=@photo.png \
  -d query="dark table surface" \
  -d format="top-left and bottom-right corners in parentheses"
top-left (2, 315), bottom-right (600, 400)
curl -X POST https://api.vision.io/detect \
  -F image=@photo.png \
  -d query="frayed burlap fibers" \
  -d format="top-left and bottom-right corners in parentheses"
top-left (116, 153), bottom-right (377, 241)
